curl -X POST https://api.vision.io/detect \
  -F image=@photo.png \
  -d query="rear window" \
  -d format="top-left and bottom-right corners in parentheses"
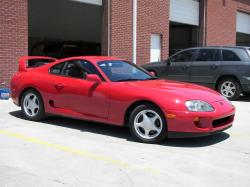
top-left (222, 49), bottom-right (249, 61)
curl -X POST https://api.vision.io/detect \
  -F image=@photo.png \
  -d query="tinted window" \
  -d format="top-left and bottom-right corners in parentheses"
top-left (50, 62), bottom-right (65, 75)
top-left (171, 50), bottom-right (196, 62)
top-left (195, 49), bottom-right (220, 61)
top-left (61, 61), bottom-right (86, 79)
top-left (79, 61), bottom-right (103, 80)
top-left (222, 50), bottom-right (241, 61)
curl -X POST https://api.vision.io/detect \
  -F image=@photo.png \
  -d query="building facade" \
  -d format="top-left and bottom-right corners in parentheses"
top-left (0, 0), bottom-right (250, 88)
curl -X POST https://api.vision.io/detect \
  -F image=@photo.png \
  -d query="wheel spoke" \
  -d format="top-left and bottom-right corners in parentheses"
top-left (144, 129), bottom-right (150, 137)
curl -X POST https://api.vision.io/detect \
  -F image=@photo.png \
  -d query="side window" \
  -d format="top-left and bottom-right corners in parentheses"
top-left (171, 50), bottom-right (196, 62)
top-left (195, 49), bottom-right (220, 61)
top-left (50, 62), bottom-right (65, 75)
top-left (222, 50), bottom-right (241, 61)
top-left (79, 61), bottom-right (103, 79)
top-left (61, 61), bottom-right (86, 79)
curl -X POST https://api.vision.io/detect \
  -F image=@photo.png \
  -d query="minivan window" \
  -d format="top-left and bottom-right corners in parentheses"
top-left (195, 49), bottom-right (220, 61)
top-left (222, 50), bottom-right (241, 61)
top-left (171, 50), bottom-right (196, 62)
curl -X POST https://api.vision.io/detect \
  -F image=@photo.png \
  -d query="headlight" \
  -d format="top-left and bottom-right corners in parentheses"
top-left (185, 100), bottom-right (214, 112)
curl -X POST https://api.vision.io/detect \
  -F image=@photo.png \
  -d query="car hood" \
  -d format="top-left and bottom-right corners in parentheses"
top-left (124, 79), bottom-right (223, 103)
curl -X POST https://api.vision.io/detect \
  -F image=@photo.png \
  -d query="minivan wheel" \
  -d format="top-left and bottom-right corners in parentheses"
top-left (21, 89), bottom-right (46, 121)
top-left (217, 78), bottom-right (241, 100)
top-left (129, 104), bottom-right (168, 143)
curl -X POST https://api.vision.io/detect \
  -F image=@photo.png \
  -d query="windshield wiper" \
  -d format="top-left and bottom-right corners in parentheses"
top-left (145, 77), bottom-right (157, 80)
top-left (116, 78), bottom-right (143, 82)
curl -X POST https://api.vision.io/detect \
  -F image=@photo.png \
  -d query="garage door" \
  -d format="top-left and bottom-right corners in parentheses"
top-left (237, 12), bottom-right (250, 34)
top-left (170, 0), bottom-right (200, 26)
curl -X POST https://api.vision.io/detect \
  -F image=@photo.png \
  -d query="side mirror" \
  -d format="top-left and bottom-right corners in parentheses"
top-left (149, 71), bottom-right (156, 76)
top-left (86, 74), bottom-right (102, 84)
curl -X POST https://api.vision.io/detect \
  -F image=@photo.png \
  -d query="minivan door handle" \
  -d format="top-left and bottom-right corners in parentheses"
top-left (182, 65), bottom-right (189, 70)
top-left (211, 64), bottom-right (218, 69)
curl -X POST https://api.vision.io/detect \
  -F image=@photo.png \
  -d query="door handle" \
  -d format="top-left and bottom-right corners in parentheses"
top-left (211, 64), bottom-right (218, 69)
top-left (54, 83), bottom-right (64, 90)
top-left (182, 65), bottom-right (189, 70)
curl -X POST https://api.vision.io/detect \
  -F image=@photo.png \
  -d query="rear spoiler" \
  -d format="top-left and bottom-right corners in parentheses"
top-left (18, 56), bottom-right (57, 72)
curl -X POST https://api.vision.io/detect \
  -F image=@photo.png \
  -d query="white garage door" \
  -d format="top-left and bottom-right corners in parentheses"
top-left (170, 0), bottom-right (200, 26)
top-left (237, 12), bottom-right (250, 34)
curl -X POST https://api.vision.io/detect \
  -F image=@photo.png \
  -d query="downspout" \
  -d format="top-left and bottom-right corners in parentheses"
top-left (204, 0), bottom-right (207, 46)
top-left (133, 0), bottom-right (137, 64)
top-left (107, 0), bottom-right (111, 56)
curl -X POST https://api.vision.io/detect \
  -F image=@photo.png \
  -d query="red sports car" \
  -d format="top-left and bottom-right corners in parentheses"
top-left (11, 56), bottom-right (235, 143)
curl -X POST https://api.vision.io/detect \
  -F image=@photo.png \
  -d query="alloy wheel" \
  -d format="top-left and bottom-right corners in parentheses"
top-left (134, 109), bottom-right (163, 140)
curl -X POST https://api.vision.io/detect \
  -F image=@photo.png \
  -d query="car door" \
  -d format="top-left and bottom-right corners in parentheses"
top-left (166, 49), bottom-right (197, 82)
top-left (49, 60), bottom-right (110, 121)
top-left (189, 49), bottom-right (221, 88)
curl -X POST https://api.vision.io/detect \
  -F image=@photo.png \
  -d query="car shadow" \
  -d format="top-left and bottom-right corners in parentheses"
top-left (9, 110), bottom-right (230, 148)
top-left (236, 95), bottom-right (250, 102)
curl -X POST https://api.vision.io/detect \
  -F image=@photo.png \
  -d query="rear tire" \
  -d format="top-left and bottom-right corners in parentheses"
top-left (217, 77), bottom-right (241, 100)
top-left (243, 92), bottom-right (250, 97)
top-left (129, 104), bottom-right (168, 143)
top-left (21, 89), bottom-right (46, 121)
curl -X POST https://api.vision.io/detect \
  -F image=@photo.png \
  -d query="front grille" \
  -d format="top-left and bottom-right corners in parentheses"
top-left (212, 115), bottom-right (234, 128)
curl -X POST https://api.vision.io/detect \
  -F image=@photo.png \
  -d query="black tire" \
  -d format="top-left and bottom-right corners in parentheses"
top-left (217, 77), bottom-right (241, 100)
top-left (243, 92), bottom-right (250, 97)
top-left (129, 104), bottom-right (168, 143)
top-left (21, 89), bottom-right (46, 121)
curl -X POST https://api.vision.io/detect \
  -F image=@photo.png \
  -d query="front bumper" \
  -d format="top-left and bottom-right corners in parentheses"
top-left (165, 100), bottom-right (235, 138)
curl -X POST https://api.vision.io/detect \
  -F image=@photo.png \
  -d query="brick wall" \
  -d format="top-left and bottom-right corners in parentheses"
top-left (109, 0), bottom-right (169, 65)
top-left (237, 0), bottom-right (250, 13)
top-left (0, 0), bottom-right (28, 88)
top-left (137, 0), bottom-right (169, 65)
top-left (205, 0), bottom-right (237, 46)
top-left (110, 0), bottom-right (133, 61)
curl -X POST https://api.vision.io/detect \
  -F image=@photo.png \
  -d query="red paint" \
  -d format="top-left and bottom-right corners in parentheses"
top-left (11, 56), bottom-right (235, 135)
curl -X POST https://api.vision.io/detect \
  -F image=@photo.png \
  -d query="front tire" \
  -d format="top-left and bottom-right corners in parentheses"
top-left (217, 78), bottom-right (241, 100)
top-left (21, 89), bottom-right (46, 121)
top-left (129, 104), bottom-right (168, 143)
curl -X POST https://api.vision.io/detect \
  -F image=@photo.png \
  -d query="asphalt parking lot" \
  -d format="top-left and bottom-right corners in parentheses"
top-left (0, 98), bottom-right (250, 187)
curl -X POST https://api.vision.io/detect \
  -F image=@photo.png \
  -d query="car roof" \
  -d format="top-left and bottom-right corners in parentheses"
top-left (184, 46), bottom-right (250, 50)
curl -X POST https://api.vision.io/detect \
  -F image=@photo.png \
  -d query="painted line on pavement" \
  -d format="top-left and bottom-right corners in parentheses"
top-left (0, 129), bottom-right (160, 175)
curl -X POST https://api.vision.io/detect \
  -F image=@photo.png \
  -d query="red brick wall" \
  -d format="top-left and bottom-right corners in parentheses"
top-left (109, 0), bottom-right (169, 65)
top-left (237, 0), bottom-right (250, 13)
top-left (205, 0), bottom-right (237, 46)
top-left (110, 0), bottom-right (133, 61)
top-left (137, 0), bottom-right (169, 65)
top-left (0, 0), bottom-right (28, 88)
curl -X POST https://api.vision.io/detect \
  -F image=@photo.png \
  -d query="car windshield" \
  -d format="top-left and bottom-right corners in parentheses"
top-left (98, 60), bottom-right (155, 82)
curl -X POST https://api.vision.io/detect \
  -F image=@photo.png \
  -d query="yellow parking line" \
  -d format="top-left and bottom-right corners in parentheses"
top-left (0, 130), bottom-right (160, 175)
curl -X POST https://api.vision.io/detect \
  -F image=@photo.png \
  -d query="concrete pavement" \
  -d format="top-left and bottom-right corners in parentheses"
top-left (0, 98), bottom-right (250, 187)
